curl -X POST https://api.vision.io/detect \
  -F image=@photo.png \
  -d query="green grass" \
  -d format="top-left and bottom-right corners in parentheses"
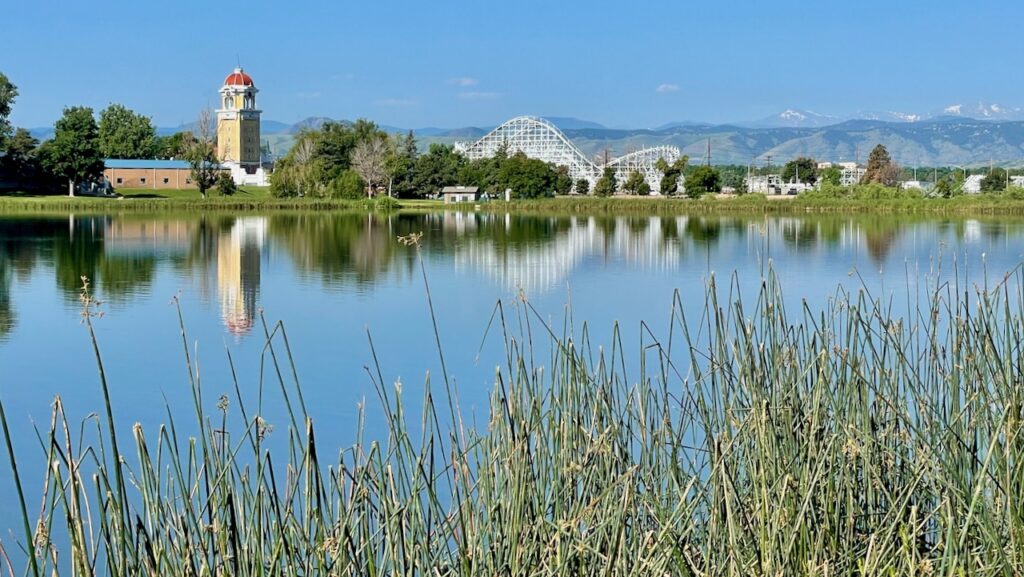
top-left (115, 186), bottom-right (273, 200)
top-left (478, 192), bottom-right (1024, 216)
top-left (2, 246), bottom-right (1024, 575)
top-left (8, 187), bottom-right (1024, 217)
top-left (0, 191), bottom-right (415, 213)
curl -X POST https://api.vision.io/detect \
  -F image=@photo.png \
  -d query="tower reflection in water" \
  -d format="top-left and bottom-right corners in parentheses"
top-left (217, 218), bottom-right (265, 336)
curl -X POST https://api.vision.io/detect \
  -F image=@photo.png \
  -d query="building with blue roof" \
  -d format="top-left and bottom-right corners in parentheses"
top-left (103, 158), bottom-right (227, 190)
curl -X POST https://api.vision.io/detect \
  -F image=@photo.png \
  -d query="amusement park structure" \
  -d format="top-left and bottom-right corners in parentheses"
top-left (454, 116), bottom-right (682, 193)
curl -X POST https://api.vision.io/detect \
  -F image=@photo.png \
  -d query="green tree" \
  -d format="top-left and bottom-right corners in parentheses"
top-left (497, 152), bottom-right (557, 199)
top-left (553, 165), bottom-right (573, 196)
top-left (313, 119), bottom-right (387, 180)
top-left (154, 132), bottom-right (188, 158)
top-left (656, 156), bottom-right (689, 195)
top-left (1, 128), bottom-right (42, 184)
top-left (98, 104), bottom-right (156, 159)
top-left (329, 170), bottom-right (365, 199)
top-left (460, 154), bottom-right (506, 194)
top-left (980, 167), bottom-right (1008, 192)
top-left (860, 144), bottom-right (901, 186)
top-left (621, 170), bottom-right (651, 195)
top-left (411, 144), bottom-right (466, 197)
top-left (934, 176), bottom-right (957, 198)
top-left (388, 130), bottom-right (419, 197)
top-left (0, 72), bottom-right (16, 148)
top-left (820, 166), bottom-right (842, 186)
top-left (684, 165), bottom-right (721, 198)
top-left (782, 157), bottom-right (818, 184)
top-left (40, 106), bottom-right (103, 196)
top-left (575, 178), bottom-right (590, 195)
top-left (216, 172), bottom-right (237, 196)
top-left (271, 129), bottom-right (325, 197)
top-left (593, 166), bottom-right (617, 197)
top-left (181, 109), bottom-right (219, 198)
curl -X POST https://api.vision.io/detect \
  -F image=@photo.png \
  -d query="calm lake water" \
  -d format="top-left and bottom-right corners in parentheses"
top-left (2, 210), bottom-right (1024, 524)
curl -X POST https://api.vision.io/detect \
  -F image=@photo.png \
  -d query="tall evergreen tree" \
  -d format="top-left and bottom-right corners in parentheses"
top-left (860, 144), bottom-right (901, 186)
top-left (389, 130), bottom-right (420, 197)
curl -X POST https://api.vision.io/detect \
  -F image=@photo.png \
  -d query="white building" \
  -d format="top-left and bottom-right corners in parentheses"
top-left (963, 174), bottom-right (984, 194)
top-left (840, 165), bottom-right (866, 186)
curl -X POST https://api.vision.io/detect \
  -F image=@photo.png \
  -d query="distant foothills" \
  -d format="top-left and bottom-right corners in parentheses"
top-left (28, 110), bottom-right (1024, 168)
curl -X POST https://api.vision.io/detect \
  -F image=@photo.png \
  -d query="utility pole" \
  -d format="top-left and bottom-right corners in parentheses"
top-left (706, 138), bottom-right (711, 167)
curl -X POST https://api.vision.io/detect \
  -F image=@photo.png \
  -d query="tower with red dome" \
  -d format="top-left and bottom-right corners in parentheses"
top-left (216, 67), bottom-right (266, 184)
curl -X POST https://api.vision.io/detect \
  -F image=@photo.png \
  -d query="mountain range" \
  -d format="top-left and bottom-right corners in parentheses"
top-left (27, 106), bottom-right (1024, 166)
top-left (254, 114), bottom-right (1024, 167)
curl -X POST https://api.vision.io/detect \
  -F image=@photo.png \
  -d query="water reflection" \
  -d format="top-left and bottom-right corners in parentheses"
top-left (218, 218), bottom-right (264, 335)
top-left (2, 211), bottom-right (1024, 341)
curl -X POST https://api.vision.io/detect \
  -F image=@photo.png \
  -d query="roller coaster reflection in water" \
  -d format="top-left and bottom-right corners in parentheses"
top-left (454, 116), bottom-right (682, 193)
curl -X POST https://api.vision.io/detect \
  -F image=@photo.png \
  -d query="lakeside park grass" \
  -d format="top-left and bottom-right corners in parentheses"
top-left (0, 188), bottom-right (410, 213)
top-left (2, 245), bottom-right (1024, 575)
top-left (8, 188), bottom-right (1024, 215)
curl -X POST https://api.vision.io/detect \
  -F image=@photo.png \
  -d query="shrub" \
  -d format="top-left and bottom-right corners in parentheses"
top-left (329, 170), bottom-right (365, 199)
top-left (216, 172), bottom-right (237, 196)
top-left (367, 195), bottom-right (401, 212)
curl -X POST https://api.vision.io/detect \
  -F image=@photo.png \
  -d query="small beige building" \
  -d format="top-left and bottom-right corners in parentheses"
top-left (441, 186), bottom-right (480, 204)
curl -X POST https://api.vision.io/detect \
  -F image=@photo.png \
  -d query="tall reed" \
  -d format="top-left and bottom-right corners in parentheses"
top-left (1, 254), bottom-right (1023, 575)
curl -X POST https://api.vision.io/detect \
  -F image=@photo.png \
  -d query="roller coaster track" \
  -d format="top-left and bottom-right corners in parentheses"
top-left (455, 116), bottom-right (681, 193)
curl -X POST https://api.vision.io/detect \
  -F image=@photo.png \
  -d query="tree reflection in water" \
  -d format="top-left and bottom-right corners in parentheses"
top-left (1, 211), bottom-right (1023, 341)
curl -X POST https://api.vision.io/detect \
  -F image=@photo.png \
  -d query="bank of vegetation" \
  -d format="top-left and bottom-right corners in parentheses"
top-left (2, 255), bottom-right (1024, 576)
top-left (6, 69), bottom-right (1024, 218)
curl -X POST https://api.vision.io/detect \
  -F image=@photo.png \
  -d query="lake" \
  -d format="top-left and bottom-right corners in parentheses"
top-left (1, 210), bottom-right (1023, 526)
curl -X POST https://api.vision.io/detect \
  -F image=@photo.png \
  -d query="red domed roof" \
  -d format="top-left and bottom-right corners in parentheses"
top-left (224, 68), bottom-right (254, 87)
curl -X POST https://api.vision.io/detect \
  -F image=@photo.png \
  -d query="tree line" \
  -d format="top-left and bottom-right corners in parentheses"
top-left (269, 122), bottom-right (583, 199)
top-left (7, 68), bottom-right (1021, 201)
top-left (268, 122), bottom-right (740, 200)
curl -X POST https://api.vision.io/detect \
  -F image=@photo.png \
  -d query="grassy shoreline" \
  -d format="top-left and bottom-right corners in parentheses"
top-left (3, 264), bottom-right (1023, 576)
top-left (6, 189), bottom-right (1024, 216)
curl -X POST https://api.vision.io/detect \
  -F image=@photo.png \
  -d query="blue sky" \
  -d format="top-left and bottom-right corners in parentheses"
top-left (6, 0), bottom-right (1024, 129)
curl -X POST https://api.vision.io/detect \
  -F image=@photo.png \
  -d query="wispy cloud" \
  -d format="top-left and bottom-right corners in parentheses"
top-left (375, 98), bottom-right (418, 107)
top-left (656, 83), bottom-right (680, 93)
top-left (449, 77), bottom-right (479, 87)
top-left (458, 91), bottom-right (500, 101)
